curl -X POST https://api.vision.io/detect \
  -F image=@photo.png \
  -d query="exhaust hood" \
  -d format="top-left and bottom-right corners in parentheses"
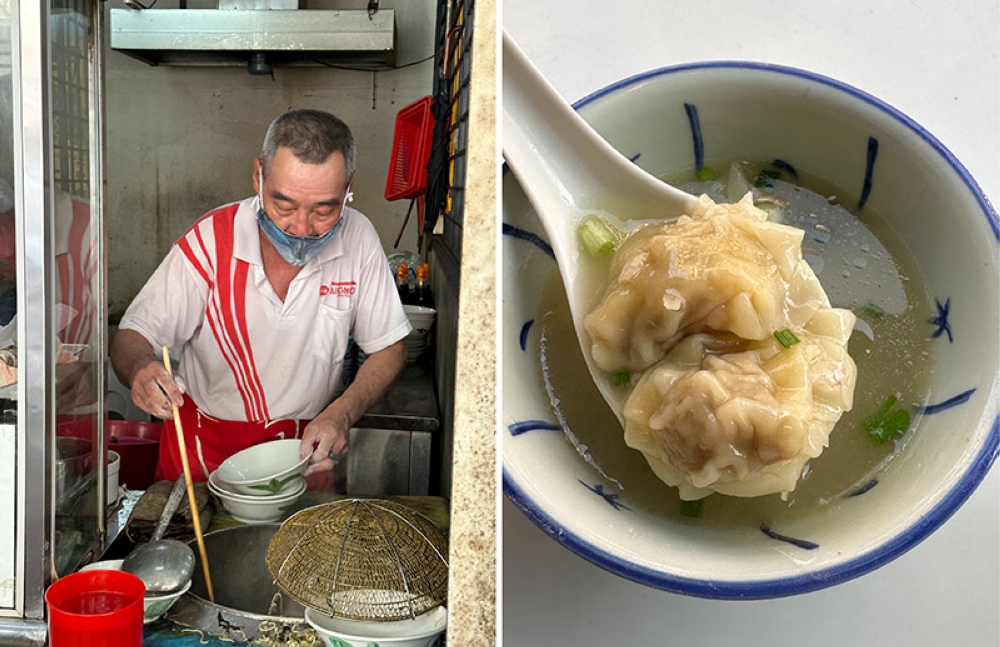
top-left (110, 7), bottom-right (396, 71)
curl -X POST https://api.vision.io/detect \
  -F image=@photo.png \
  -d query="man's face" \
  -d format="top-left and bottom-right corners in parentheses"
top-left (253, 147), bottom-right (354, 238)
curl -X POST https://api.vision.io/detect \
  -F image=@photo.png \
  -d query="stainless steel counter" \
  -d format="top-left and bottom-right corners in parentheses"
top-left (347, 363), bottom-right (441, 496)
top-left (356, 363), bottom-right (441, 433)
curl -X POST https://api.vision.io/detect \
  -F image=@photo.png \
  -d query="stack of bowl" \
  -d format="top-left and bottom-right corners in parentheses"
top-left (208, 439), bottom-right (310, 524)
top-left (402, 304), bottom-right (436, 364)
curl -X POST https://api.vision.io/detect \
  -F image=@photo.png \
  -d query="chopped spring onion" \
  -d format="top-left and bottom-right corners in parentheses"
top-left (862, 301), bottom-right (885, 319)
top-left (773, 328), bottom-right (801, 349)
top-left (755, 168), bottom-right (781, 188)
top-left (577, 216), bottom-right (618, 257)
top-left (680, 498), bottom-right (704, 518)
top-left (609, 371), bottom-right (631, 387)
top-left (863, 395), bottom-right (912, 443)
top-left (697, 167), bottom-right (716, 182)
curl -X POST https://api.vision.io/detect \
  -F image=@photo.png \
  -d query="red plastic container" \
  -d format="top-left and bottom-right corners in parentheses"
top-left (384, 95), bottom-right (435, 201)
top-left (106, 420), bottom-right (162, 490)
top-left (46, 569), bottom-right (145, 647)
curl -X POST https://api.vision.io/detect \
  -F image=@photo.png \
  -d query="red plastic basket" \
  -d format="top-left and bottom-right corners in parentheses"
top-left (385, 95), bottom-right (435, 201)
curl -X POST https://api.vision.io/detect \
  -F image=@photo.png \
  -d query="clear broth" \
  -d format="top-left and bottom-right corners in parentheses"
top-left (535, 163), bottom-right (936, 525)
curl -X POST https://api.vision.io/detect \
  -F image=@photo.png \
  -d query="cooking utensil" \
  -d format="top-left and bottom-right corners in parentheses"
top-left (162, 346), bottom-right (215, 602)
top-left (267, 499), bottom-right (449, 621)
top-left (502, 31), bottom-right (700, 423)
top-left (121, 475), bottom-right (195, 593)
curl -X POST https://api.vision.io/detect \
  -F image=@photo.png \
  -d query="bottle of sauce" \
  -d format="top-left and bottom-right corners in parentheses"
top-left (396, 263), bottom-right (413, 305)
top-left (414, 263), bottom-right (435, 309)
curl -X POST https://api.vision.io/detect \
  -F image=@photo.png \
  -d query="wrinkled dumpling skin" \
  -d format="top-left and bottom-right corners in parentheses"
top-left (584, 195), bottom-right (857, 500)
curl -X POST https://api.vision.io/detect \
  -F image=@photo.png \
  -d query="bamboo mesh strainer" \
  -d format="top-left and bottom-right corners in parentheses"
top-left (266, 499), bottom-right (448, 622)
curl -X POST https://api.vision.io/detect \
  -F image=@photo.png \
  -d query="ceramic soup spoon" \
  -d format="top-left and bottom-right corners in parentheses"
top-left (502, 31), bottom-right (700, 423)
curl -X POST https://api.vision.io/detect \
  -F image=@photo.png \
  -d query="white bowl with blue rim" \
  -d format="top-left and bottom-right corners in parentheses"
top-left (502, 62), bottom-right (999, 598)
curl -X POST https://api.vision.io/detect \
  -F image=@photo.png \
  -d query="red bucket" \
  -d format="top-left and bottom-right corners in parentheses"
top-left (106, 420), bottom-right (162, 490)
top-left (46, 569), bottom-right (145, 647)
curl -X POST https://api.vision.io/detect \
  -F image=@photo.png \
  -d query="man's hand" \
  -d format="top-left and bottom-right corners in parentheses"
top-left (130, 360), bottom-right (185, 420)
top-left (110, 329), bottom-right (184, 419)
top-left (301, 410), bottom-right (350, 476)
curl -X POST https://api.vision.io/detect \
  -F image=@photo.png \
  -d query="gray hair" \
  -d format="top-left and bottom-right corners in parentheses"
top-left (259, 109), bottom-right (356, 183)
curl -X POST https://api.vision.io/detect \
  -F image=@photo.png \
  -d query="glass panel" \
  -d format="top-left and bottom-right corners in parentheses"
top-left (50, 0), bottom-right (102, 576)
top-left (0, 0), bottom-right (18, 611)
top-left (0, 3), bottom-right (14, 335)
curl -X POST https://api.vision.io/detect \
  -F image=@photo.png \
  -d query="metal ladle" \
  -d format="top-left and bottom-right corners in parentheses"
top-left (122, 475), bottom-right (196, 594)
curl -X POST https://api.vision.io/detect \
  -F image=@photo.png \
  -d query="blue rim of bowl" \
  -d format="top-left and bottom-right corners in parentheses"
top-left (502, 60), bottom-right (1000, 599)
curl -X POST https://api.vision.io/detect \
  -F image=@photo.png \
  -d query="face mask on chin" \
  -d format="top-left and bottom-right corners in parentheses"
top-left (255, 191), bottom-right (347, 267)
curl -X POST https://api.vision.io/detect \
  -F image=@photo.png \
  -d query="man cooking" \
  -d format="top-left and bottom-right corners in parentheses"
top-left (110, 109), bottom-right (411, 488)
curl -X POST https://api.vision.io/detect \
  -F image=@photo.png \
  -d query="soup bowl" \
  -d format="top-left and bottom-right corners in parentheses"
top-left (502, 62), bottom-right (999, 598)
top-left (216, 438), bottom-right (310, 496)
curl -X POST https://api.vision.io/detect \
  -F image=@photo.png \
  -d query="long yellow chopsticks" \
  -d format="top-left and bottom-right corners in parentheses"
top-left (163, 346), bottom-right (214, 602)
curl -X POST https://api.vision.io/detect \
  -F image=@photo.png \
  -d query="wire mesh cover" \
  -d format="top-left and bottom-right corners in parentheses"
top-left (267, 499), bottom-right (448, 622)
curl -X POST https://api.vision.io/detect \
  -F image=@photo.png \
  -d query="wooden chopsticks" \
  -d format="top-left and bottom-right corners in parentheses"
top-left (163, 346), bottom-right (214, 602)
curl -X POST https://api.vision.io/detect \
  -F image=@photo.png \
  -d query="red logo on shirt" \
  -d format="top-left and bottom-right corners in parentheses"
top-left (320, 280), bottom-right (357, 297)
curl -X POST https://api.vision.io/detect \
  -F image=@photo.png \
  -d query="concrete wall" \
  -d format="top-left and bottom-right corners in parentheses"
top-left (103, 0), bottom-right (437, 320)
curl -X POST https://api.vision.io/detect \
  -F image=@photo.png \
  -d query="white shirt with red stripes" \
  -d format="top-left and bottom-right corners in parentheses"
top-left (118, 196), bottom-right (411, 422)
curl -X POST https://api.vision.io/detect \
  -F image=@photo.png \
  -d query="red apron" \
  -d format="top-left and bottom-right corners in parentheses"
top-left (154, 395), bottom-right (311, 482)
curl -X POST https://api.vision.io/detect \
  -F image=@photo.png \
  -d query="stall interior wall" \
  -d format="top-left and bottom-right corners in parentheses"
top-left (102, 0), bottom-right (437, 321)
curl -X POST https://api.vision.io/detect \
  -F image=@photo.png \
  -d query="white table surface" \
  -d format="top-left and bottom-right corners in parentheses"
top-left (501, 2), bottom-right (999, 645)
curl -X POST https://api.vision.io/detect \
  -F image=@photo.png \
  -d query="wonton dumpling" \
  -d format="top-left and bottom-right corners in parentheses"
top-left (585, 194), bottom-right (857, 499)
top-left (585, 195), bottom-right (830, 372)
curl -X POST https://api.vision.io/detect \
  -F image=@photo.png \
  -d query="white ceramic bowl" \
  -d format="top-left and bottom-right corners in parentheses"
top-left (208, 468), bottom-right (306, 500)
top-left (304, 605), bottom-right (447, 647)
top-left (79, 559), bottom-right (191, 623)
top-left (403, 304), bottom-right (436, 335)
top-left (208, 470), bottom-right (306, 524)
top-left (402, 305), bottom-right (436, 364)
top-left (502, 62), bottom-right (999, 598)
top-left (215, 438), bottom-right (310, 496)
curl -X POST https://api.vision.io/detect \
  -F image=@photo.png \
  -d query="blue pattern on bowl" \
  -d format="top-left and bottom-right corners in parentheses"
top-left (760, 524), bottom-right (819, 550)
top-left (929, 297), bottom-right (953, 343)
top-left (508, 420), bottom-right (560, 437)
top-left (683, 102), bottom-right (704, 171)
top-left (501, 222), bottom-right (554, 259)
top-left (858, 137), bottom-right (879, 212)
top-left (919, 388), bottom-right (977, 415)
top-left (518, 320), bottom-right (533, 351)
top-left (579, 481), bottom-right (631, 512)
top-left (846, 478), bottom-right (880, 497)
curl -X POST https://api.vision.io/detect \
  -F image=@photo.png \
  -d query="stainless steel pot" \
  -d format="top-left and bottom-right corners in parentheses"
top-left (168, 524), bottom-right (312, 644)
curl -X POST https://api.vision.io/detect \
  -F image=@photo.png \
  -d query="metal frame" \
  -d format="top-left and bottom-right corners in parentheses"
top-left (0, 2), bottom-right (106, 642)
top-left (14, 0), bottom-right (57, 624)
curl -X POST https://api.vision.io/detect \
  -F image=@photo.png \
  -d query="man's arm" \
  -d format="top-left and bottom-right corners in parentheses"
top-left (301, 338), bottom-right (407, 473)
top-left (110, 328), bottom-right (184, 420)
